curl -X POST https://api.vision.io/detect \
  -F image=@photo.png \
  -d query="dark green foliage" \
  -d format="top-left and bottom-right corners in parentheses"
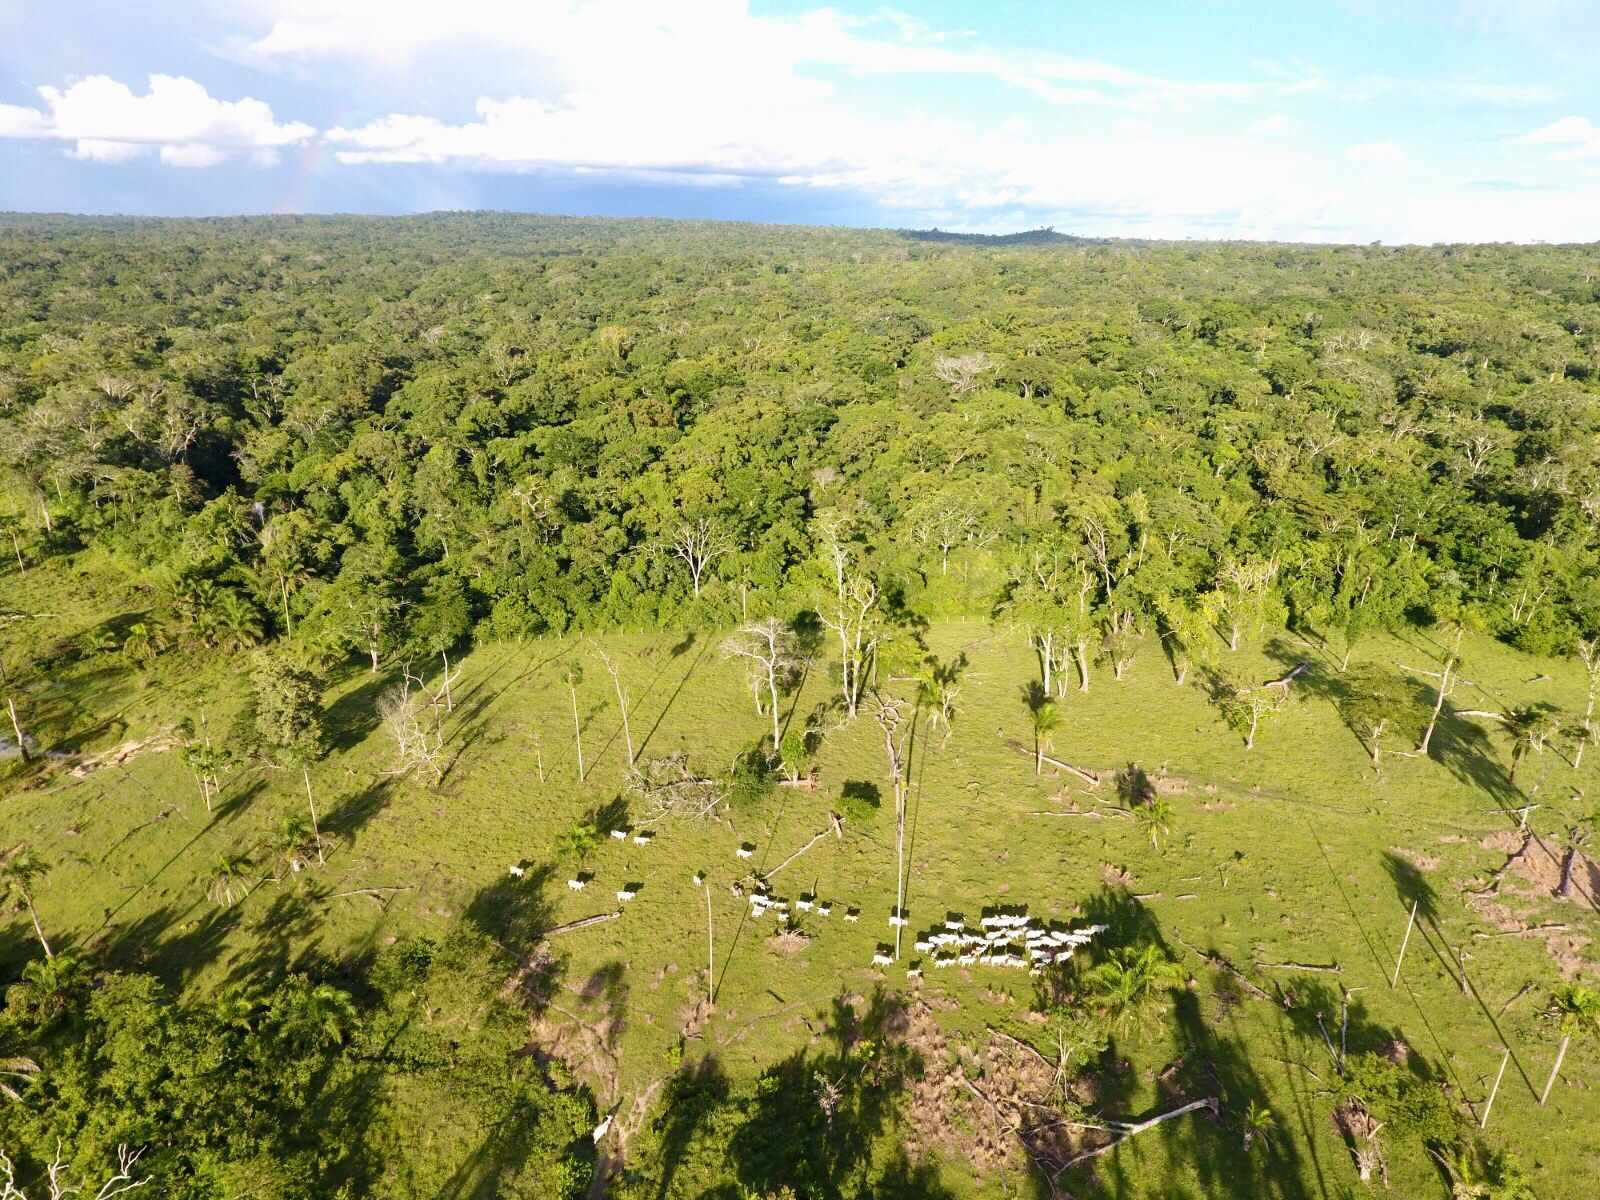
top-left (0, 932), bottom-right (594, 1198)
top-left (1, 214), bottom-right (1597, 680)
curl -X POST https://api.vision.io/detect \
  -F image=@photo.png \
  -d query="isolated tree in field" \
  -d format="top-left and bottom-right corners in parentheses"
top-left (1089, 943), bottom-right (1186, 1040)
top-left (1504, 705), bottom-right (1559, 785)
top-left (670, 516), bottom-right (732, 597)
top-left (932, 352), bottom-right (992, 396)
top-left (1217, 675), bottom-right (1285, 751)
top-left (1413, 626), bottom-right (1465, 756)
top-left (1135, 796), bottom-right (1175, 852)
top-left (816, 520), bottom-right (882, 719)
top-left (722, 618), bottom-right (799, 754)
top-left (177, 715), bottom-right (223, 813)
top-left (0, 847), bottom-right (52, 958)
top-left (562, 659), bottom-right (586, 780)
top-left (4, 695), bottom-right (30, 765)
top-left (205, 852), bottom-right (253, 907)
top-left (593, 644), bottom-right (636, 764)
top-left (916, 655), bottom-right (963, 747)
top-left (871, 694), bottom-right (911, 959)
top-left (1028, 695), bottom-right (1061, 775)
top-left (269, 813), bottom-right (321, 881)
top-left (1339, 665), bottom-right (1418, 772)
top-left (377, 671), bottom-right (445, 784)
top-left (250, 651), bottom-right (329, 864)
top-left (1539, 983), bottom-right (1600, 1105)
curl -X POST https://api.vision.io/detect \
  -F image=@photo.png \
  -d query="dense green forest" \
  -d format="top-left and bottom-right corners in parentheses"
top-left (2, 214), bottom-right (1599, 1198)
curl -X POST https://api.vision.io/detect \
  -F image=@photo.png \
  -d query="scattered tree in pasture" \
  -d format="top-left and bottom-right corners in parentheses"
top-left (0, 847), bottom-right (52, 958)
top-left (269, 813), bottom-right (324, 881)
top-left (1134, 796), bottom-right (1175, 852)
top-left (1088, 943), bottom-right (1186, 1041)
top-left (592, 644), bottom-right (636, 764)
top-left (177, 715), bottom-right (223, 813)
top-left (1414, 626), bottom-right (1466, 756)
top-left (915, 654), bottom-right (963, 747)
top-left (377, 671), bottom-right (445, 784)
top-left (1338, 665), bottom-right (1420, 772)
top-left (1216, 674), bottom-right (1285, 751)
top-left (556, 821), bottom-right (600, 867)
top-left (1503, 704), bottom-right (1560, 785)
top-left (250, 650), bottom-right (329, 862)
top-left (561, 659), bottom-right (586, 781)
top-left (722, 618), bottom-right (799, 755)
top-left (1539, 983), bottom-right (1600, 1105)
top-left (815, 519), bottom-right (882, 720)
top-left (4, 696), bottom-right (29, 765)
top-left (871, 693), bottom-right (912, 959)
top-left (1026, 691), bottom-right (1061, 776)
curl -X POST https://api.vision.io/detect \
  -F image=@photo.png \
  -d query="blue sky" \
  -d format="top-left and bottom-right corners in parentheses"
top-left (2, 0), bottom-right (1599, 242)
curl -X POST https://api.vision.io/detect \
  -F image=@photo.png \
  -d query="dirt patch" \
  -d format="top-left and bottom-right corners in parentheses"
top-left (67, 732), bottom-right (182, 778)
top-left (1101, 863), bottom-right (1134, 887)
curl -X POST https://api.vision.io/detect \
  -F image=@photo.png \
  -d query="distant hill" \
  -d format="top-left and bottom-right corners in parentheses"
top-left (898, 225), bottom-right (1096, 245)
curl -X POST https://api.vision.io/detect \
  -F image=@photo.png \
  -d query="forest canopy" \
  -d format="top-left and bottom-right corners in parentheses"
top-left (1, 212), bottom-right (1598, 679)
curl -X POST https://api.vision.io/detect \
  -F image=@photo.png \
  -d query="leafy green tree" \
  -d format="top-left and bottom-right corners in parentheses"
top-left (250, 650), bottom-right (329, 861)
top-left (1540, 983), bottom-right (1600, 1105)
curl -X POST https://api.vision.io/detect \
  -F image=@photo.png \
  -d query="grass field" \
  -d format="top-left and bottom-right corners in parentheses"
top-left (3, 551), bottom-right (1597, 1198)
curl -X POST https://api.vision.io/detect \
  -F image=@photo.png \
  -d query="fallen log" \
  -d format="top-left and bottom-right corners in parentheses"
top-left (1062, 1097), bottom-right (1218, 1168)
top-left (545, 910), bottom-right (623, 936)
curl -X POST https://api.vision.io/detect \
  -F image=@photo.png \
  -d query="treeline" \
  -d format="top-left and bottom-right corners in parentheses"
top-left (2, 214), bottom-right (1599, 678)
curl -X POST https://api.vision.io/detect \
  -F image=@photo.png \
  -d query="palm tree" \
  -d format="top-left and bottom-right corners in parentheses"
top-left (0, 1053), bottom-right (39, 1103)
top-left (0, 846), bottom-right (53, 958)
top-left (206, 853), bottom-right (254, 907)
top-left (275, 980), bottom-right (358, 1048)
top-left (1088, 943), bottom-right (1186, 1041)
top-left (1135, 796), bottom-right (1175, 852)
top-left (1540, 983), bottom-right (1600, 1105)
top-left (1030, 699), bottom-right (1061, 776)
top-left (216, 591), bottom-right (265, 651)
top-left (120, 620), bottom-right (170, 670)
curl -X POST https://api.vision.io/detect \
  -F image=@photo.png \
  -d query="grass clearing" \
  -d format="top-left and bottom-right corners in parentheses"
top-left (4, 555), bottom-right (1598, 1197)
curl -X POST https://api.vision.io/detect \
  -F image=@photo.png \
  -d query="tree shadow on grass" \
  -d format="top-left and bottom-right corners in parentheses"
top-left (464, 861), bottom-right (557, 962)
top-left (322, 777), bottom-right (392, 842)
top-left (323, 667), bottom-right (398, 753)
top-left (726, 985), bottom-right (944, 1200)
top-left (1059, 890), bottom-right (1316, 1200)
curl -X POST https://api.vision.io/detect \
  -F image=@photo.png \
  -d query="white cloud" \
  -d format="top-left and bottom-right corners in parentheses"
top-left (1516, 114), bottom-right (1600, 158)
top-left (0, 74), bottom-right (314, 166)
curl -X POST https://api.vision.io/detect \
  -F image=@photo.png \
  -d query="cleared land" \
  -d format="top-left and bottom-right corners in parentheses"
top-left (3, 552), bottom-right (1596, 1197)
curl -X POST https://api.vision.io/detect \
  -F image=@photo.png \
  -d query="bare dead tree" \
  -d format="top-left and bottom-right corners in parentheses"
top-left (377, 670), bottom-right (445, 784)
top-left (817, 521), bottom-right (880, 719)
top-left (669, 517), bottom-right (732, 597)
top-left (721, 618), bottom-right (799, 753)
top-left (1, 1143), bottom-right (149, 1200)
top-left (593, 643), bottom-right (635, 764)
top-left (932, 352), bottom-right (993, 396)
top-left (625, 754), bottom-right (725, 821)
